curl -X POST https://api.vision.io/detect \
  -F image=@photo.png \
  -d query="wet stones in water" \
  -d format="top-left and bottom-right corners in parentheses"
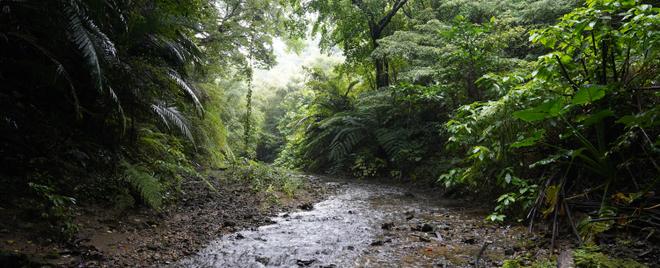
top-left (370, 240), bottom-right (384, 246)
top-left (421, 223), bottom-right (434, 232)
top-left (405, 211), bottom-right (414, 220)
top-left (370, 239), bottom-right (392, 246)
top-left (298, 203), bottom-right (313, 211)
top-left (296, 259), bottom-right (316, 266)
top-left (235, 233), bottom-right (245, 240)
top-left (381, 222), bottom-right (395, 230)
top-left (222, 220), bottom-right (236, 227)
top-left (412, 223), bottom-right (434, 232)
top-left (255, 256), bottom-right (269, 265)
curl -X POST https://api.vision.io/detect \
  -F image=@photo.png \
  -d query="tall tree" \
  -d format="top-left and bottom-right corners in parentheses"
top-left (309, 0), bottom-right (410, 89)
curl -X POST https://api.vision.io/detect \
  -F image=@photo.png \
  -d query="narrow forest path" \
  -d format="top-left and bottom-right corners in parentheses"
top-left (176, 177), bottom-right (534, 267)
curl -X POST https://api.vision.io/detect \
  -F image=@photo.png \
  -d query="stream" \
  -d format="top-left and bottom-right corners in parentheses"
top-left (176, 177), bottom-right (529, 267)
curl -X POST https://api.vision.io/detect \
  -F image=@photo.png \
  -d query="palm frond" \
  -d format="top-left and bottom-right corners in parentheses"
top-left (64, 2), bottom-right (103, 91)
top-left (167, 70), bottom-right (203, 113)
top-left (151, 102), bottom-right (194, 143)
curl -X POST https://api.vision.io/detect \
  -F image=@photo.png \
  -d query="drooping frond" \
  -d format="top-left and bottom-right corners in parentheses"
top-left (150, 35), bottom-right (187, 66)
top-left (64, 2), bottom-right (103, 91)
top-left (151, 102), bottom-right (194, 143)
top-left (167, 70), bottom-right (203, 113)
top-left (84, 15), bottom-right (117, 60)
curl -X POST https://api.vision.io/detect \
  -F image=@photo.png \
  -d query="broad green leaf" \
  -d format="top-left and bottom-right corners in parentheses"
top-left (572, 85), bottom-right (607, 105)
top-left (511, 129), bottom-right (546, 148)
top-left (575, 109), bottom-right (614, 126)
top-left (512, 109), bottom-right (547, 122)
top-left (513, 98), bottom-right (566, 122)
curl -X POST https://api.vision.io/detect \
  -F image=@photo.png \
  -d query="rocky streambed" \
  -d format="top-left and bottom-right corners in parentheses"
top-left (177, 178), bottom-right (535, 267)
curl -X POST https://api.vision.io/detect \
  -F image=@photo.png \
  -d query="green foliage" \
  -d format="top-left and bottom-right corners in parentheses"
top-left (121, 161), bottom-right (163, 210)
top-left (228, 160), bottom-right (303, 197)
top-left (574, 246), bottom-right (647, 268)
top-left (0, 0), bottom-right (307, 239)
top-left (28, 182), bottom-right (79, 239)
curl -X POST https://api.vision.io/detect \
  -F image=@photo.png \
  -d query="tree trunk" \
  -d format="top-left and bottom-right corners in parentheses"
top-left (375, 57), bottom-right (389, 89)
top-left (465, 68), bottom-right (481, 101)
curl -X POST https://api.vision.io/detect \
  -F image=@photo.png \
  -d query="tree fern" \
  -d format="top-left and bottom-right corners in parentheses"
top-left (121, 161), bottom-right (162, 209)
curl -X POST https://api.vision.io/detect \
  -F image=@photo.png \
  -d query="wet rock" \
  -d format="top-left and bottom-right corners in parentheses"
top-left (421, 223), bottom-right (434, 232)
top-left (418, 235), bottom-right (431, 242)
top-left (371, 240), bottom-right (384, 246)
top-left (296, 259), bottom-right (316, 266)
top-left (319, 265), bottom-right (337, 268)
top-left (222, 220), bottom-right (236, 227)
top-left (345, 245), bottom-right (355, 250)
top-left (463, 237), bottom-right (476, 244)
top-left (504, 248), bottom-right (514, 255)
top-left (298, 203), bottom-right (314, 211)
top-left (381, 222), bottom-right (395, 230)
top-left (255, 256), bottom-right (269, 265)
top-left (235, 233), bottom-right (245, 240)
top-left (405, 211), bottom-right (415, 220)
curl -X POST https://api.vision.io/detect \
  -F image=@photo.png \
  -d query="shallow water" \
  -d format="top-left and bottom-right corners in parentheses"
top-left (176, 177), bottom-right (520, 267)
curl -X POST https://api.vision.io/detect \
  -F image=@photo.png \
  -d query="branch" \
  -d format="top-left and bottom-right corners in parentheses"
top-left (554, 55), bottom-right (580, 91)
top-left (376, 0), bottom-right (409, 33)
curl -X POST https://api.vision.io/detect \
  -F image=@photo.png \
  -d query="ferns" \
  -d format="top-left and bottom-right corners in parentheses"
top-left (121, 161), bottom-right (163, 209)
top-left (168, 69), bottom-right (203, 114)
top-left (151, 102), bottom-right (194, 143)
top-left (64, 1), bottom-right (104, 91)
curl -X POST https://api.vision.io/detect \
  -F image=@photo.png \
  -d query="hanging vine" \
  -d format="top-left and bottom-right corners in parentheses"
top-left (244, 52), bottom-right (254, 159)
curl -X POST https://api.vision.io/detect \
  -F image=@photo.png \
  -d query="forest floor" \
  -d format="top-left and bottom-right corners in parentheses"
top-left (0, 172), bottom-right (340, 267)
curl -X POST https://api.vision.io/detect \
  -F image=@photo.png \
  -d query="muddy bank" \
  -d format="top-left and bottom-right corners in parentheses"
top-left (0, 172), bottom-right (338, 267)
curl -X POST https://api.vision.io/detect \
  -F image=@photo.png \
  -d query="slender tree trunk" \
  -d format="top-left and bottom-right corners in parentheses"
top-left (375, 57), bottom-right (389, 89)
top-left (372, 33), bottom-right (389, 89)
top-left (465, 68), bottom-right (480, 101)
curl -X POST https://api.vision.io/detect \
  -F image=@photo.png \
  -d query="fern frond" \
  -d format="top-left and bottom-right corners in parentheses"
top-left (150, 35), bottom-right (187, 66)
top-left (151, 102), bottom-right (194, 143)
top-left (121, 161), bottom-right (162, 209)
top-left (107, 86), bottom-right (126, 132)
top-left (167, 70), bottom-right (203, 113)
top-left (84, 15), bottom-right (117, 60)
top-left (64, 2), bottom-right (103, 91)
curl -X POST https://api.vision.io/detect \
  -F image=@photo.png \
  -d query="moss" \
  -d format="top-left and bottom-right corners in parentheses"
top-left (502, 259), bottom-right (521, 268)
top-left (574, 247), bottom-right (647, 268)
